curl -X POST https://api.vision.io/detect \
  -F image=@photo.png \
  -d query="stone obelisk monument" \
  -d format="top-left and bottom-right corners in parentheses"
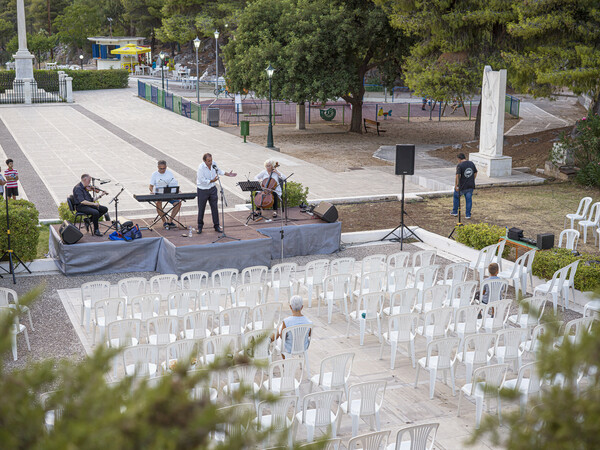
top-left (13, 0), bottom-right (36, 102)
top-left (469, 65), bottom-right (512, 177)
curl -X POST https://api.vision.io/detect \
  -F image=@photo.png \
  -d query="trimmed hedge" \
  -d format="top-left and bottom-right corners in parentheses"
top-left (0, 200), bottom-right (39, 262)
top-left (283, 181), bottom-right (309, 207)
top-left (454, 222), bottom-right (509, 257)
top-left (531, 248), bottom-right (600, 292)
top-left (62, 69), bottom-right (129, 90)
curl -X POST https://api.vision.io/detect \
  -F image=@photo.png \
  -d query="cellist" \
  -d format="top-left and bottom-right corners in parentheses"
top-left (254, 159), bottom-right (284, 218)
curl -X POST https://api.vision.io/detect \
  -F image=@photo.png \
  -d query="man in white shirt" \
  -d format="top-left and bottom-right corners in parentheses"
top-left (196, 153), bottom-right (236, 234)
top-left (149, 160), bottom-right (181, 229)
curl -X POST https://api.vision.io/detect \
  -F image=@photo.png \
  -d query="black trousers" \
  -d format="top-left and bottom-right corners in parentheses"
top-left (197, 186), bottom-right (219, 230)
top-left (76, 204), bottom-right (108, 231)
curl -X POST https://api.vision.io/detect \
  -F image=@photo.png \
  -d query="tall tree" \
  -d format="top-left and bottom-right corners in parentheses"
top-left (224, 0), bottom-right (408, 133)
top-left (506, 0), bottom-right (600, 115)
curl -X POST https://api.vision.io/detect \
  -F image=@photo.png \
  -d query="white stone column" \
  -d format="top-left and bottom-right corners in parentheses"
top-left (13, 0), bottom-right (34, 80)
top-left (65, 77), bottom-right (73, 103)
top-left (296, 103), bottom-right (306, 130)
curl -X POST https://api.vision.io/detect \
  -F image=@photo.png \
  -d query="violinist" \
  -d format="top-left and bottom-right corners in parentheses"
top-left (254, 159), bottom-right (284, 218)
top-left (73, 174), bottom-right (110, 237)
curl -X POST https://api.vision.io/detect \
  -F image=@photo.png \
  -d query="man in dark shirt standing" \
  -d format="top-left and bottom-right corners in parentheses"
top-left (73, 174), bottom-right (109, 236)
top-left (451, 153), bottom-right (477, 219)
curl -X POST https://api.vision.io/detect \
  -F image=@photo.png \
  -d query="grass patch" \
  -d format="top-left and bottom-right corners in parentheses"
top-left (37, 224), bottom-right (50, 259)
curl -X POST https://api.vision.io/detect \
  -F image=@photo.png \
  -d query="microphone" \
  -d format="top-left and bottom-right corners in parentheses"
top-left (100, 180), bottom-right (110, 185)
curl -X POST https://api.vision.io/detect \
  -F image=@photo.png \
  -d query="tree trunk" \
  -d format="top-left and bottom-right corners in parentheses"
top-left (473, 99), bottom-right (482, 139)
top-left (592, 94), bottom-right (600, 116)
top-left (295, 102), bottom-right (306, 130)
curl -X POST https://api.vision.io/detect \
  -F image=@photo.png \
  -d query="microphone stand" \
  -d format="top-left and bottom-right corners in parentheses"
top-left (213, 173), bottom-right (240, 243)
top-left (103, 186), bottom-right (125, 235)
top-left (277, 172), bottom-right (294, 261)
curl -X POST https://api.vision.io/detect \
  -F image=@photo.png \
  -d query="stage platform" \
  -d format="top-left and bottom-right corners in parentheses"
top-left (48, 207), bottom-right (341, 275)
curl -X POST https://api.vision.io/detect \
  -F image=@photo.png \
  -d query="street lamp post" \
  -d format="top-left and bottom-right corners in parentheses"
top-left (160, 52), bottom-right (165, 90)
top-left (107, 17), bottom-right (113, 37)
top-left (79, 54), bottom-right (84, 70)
top-left (266, 64), bottom-right (275, 149)
top-left (214, 30), bottom-right (220, 94)
top-left (193, 37), bottom-right (200, 103)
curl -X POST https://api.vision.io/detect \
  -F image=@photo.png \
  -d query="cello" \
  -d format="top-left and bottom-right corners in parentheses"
top-left (254, 162), bottom-right (279, 210)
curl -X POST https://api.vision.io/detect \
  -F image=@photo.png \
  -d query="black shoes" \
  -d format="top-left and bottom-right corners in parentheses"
top-left (214, 226), bottom-right (223, 233)
top-left (93, 230), bottom-right (103, 237)
top-left (196, 229), bottom-right (202, 234)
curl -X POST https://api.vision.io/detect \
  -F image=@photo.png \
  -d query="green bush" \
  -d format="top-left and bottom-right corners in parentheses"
top-left (283, 181), bottom-right (309, 207)
top-left (63, 69), bottom-right (129, 90)
top-left (58, 202), bottom-right (75, 222)
top-left (0, 199), bottom-right (39, 262)
top-left (559, 114), bottom-right (600, 187)
top-left (454, 222), bottom-right (509, 255)
top-left (531, 247), bottom-right (600, 292)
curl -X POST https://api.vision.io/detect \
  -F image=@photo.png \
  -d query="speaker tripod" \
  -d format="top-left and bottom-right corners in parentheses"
top-left (448, 190), bottom-right (463, 239)
top-left (381, 174), bottom-right (422, 249)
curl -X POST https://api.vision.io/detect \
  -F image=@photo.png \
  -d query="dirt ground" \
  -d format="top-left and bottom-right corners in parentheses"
top-left (337, 182), bottom-right (600, 257)
top-left (224, 116), bottom-right (518, 172)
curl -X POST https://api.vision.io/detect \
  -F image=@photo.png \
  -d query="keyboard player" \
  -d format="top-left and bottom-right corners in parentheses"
top-left (149, 160), bottom-right (182, 229)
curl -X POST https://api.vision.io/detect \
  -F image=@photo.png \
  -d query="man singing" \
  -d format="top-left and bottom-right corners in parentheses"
top-left (73, 174), bottom-right (109, 236)
top-left (149, 160), bottom-right (181, 229)
top-left (196, 153), bottom-right (236, 234)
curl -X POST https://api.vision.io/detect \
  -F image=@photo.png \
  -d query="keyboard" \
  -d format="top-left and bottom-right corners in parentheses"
top-left (134, 192), bottom-right (197, 203)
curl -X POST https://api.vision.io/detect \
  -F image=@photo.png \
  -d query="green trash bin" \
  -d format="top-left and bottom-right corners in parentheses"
top-left (240, 120), bottom-right (250, 143)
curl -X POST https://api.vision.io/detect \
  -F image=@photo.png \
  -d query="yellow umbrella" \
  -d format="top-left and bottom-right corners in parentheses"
top-left (110, 44), bottom-right (151, 55)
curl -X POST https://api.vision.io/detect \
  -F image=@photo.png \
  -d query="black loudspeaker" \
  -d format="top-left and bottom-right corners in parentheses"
top-left (537, 233), bottom-right (554, 250)
top-left (395, 144), bottom-right (415, 175)
top-left (59, 220), bottom-right (83, 245)
top-left (313, 202), bottom-right (338, 223)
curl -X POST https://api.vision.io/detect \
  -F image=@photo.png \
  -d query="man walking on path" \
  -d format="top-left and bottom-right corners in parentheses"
top-left (451, 153), bottom-right (477, 219)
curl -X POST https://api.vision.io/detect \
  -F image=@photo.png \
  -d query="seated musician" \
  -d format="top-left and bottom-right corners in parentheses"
top-left (149, 160), bottom-right (182, 229)
top-left (73, 174), bottom-right (109, 237)
top-left (254, 159), bottom-right (284, 218)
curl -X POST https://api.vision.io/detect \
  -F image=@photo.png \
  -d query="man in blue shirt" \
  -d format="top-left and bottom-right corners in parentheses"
top-left (451, 153), bottom-right (477, 219)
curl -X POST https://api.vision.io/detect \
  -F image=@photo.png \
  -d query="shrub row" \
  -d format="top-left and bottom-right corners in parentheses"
top-left (531, 247), bottom-right (600, 292)
top-left (454, 223), bottom-right (509, 257)
top-left (0, 200), bottom-right (39, 262)
top-left (62, 69), bottom-right (129, 90)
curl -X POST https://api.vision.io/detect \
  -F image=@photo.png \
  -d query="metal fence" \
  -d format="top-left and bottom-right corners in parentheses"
top-left (505, 94), bottom-right (520, 118)
top-left (137, 80), bottom-right (481, 127)
top-left (0, 71), bottom-right (67, 104)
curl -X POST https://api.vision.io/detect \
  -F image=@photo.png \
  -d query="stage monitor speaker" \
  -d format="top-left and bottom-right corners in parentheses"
top-left (313, 202), bottom-right (338, 223)
top-left (60, 220), bottom-right (83, 245)
top-left (395, 144), bottom-right (415, 176)
top-left (537, 233), bottom-right (554, 250)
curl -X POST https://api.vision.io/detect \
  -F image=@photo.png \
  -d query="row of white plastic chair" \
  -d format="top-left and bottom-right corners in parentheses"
top-left (565, 197), bottom-right (600, 245)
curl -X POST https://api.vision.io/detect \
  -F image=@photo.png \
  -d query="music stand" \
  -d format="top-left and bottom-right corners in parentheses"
top-left (103, 186), bottom-right (125, 235)
top-left (237, 180), bottom-right (263, 225)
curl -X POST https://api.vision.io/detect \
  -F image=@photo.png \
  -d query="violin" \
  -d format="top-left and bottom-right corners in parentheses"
top-left (254, 162), bottom-right (279, 209)
top-left (86, 185), bottom-right (108, 201)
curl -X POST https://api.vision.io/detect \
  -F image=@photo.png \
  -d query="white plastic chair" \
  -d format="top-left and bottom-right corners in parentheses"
top-left (117, 277), bottom-right (147, 304)
top-left (533, 265), bottom-right (569, 314)
top-left (263, 358), bottom-right (303, 396)
top-left (477, 299), bottom-right (512, 333)
top-left (248, 302), bottom-right (281, 332)
top-left (202, 334), bottom-right (238, 365)
top-left (278, 324), bottom-right (313, 376)
top-left (129, 294), bottom-right (160, 321)
top-left (242, 329), bottom-right (272, 365)
top-left (106, 318), bottom-right (141, 348)
top-left (565, 196), bottom-right (592, 228)
top-left (558, 229), bottom-right (580, 250)
top-left (457, 363), bottom-right (508, 428)
top-left (211, 268), bottom-right (239, 303)
top-left (436, 262), bottom-right (469, 296)
top-left (181, 310), bottom-right (214, 339)
top-left (181, 271), bottom-right (209, 291)
top-left (447, 304), bottom-right (482, 349)
top-left (383, 288), bottom-right (418, 316)
top-left (222, 364), bottom-right (259, 396)
top-left (562, 260), bottom-right (580, 310)
top-left (469, 244), bottom-right (498, 282)
top-left (214, 306), bottom-right (249, 335)
top-left (198, 287), bottom-right (228, 314)
top-left (348, 430), bottom-right (390, 450)
top-left (478, 278), bottom-right (508, 304)
top-left (123, 344), bottom-right (159, 378)
top-left (330, 257), bottom-right (355, 275)
top-left (146, 316), bottom-right (178, 345)
top-left (189, 368), bottom-right (218, 403)
top-left (446, 281), bottom-right (478, 309)
top-left (294, 390), bottom-right (343, 442)
top-left (167, 290), bottom-right (197, 317)
top-left (0, 306), bottom-right (30, 361)
top-left (380, 313), bottom-right (418, 369)
top-left (352, 270), bottom-right (387, 301)
top-left (583, 299), bottom-right (600, 318)
top-left (268, 263), bottom-right (297, 302)
top-left (80, 280), bottom-right (110, 329)
top-left (498, 250), bottom-right (535, 297)
top-left (493, 328), bottom-right (525, 371)
top-left (519, 323), bottom-right (549, 361)
top-left (387, 267), bottom-right (412, 294)
top-left (386, 251), bottom-right (410, 269)
top-left (414, 285), bottom-right (449, 315)
top-left (300, 259), bottom-right (330, 307)
top-left (0, 287), bottom-right (34, 331)
top-left (386, 422), bottom-right (439, 450)
top-left (241, 265), bottom-right (268, 284)
top-left (557, 316), bottom-right (594, 347)
top-left (234, 282), bottom-right (266, 307)
top-left (507, 296), bottom-right (546, 330)
top-left (163, 339), bottom-right (199, 372)
top-left (520, 249), bottom-right (536, 295)
top-left (457, 332), bottom-right (496, 384)
top-left (310, 352), bottom-right (354, 398)
top-left (414, 337), bottom-right (460, 399)
top-left (577, 201), bottom-right (600, 244)
top-left (411, 250), bottom-right (437, 274)
top-left (255, 396), bottom-right (297, 448)
top-left (92, 297), bottom-right (125, 345)
top-left (149, 274), bottom-right (179, 300)
top-left (212, 403), bottom-right (255, 443)
top-left (408, 265), bottom-right (439, 293)
top-left (415, 307), bottom-right (453, 344)
top-left (502, 362), bottom-right (541, 415)
top-left (347, 292), bottom-right (384, 346)
top-left (358, 254), bottom-right (387, 276)
top-left (319, 273), bottom-right (352, 324)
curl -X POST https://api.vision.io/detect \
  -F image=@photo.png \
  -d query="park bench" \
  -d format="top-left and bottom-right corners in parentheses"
top-left (364, 118), bottom-right (386, 136)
